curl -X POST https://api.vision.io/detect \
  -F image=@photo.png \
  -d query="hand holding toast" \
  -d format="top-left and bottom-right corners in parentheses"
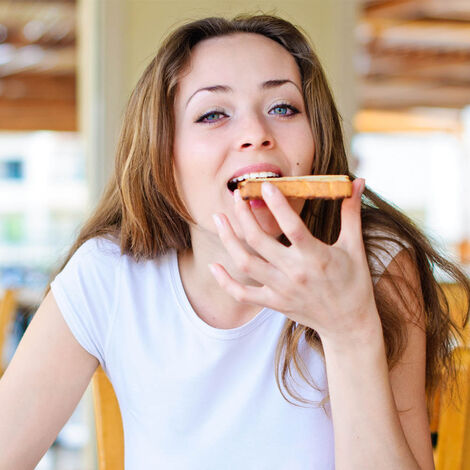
top-left (209, 177), bottom-right (383, 347)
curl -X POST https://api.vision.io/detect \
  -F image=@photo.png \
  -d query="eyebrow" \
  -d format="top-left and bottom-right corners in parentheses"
top-left (185, 79), bottom-right (301, 108)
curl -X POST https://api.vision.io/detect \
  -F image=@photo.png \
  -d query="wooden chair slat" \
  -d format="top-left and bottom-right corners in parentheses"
top-left (0, 289), bottom-right (17, 376)
top-left (92, 366), bottom-right (124, 470)
top-left (435, 347), bottom-right (470, 470)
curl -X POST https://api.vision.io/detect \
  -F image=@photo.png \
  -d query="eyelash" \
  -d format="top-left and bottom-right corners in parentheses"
top-left (195, 103), bottom-right (300, 124)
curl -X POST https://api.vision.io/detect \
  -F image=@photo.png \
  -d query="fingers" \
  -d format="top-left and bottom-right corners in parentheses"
top-left (212, 212), bottom-right (287, 289)
top-left (337, 178), bottom-right (365, 251)
top-left (260, 182), bottom-right (326, 254)
top-left (208, 263), bottom-right (282, 310)
top-left (233, 189), bottom-right (289, 271)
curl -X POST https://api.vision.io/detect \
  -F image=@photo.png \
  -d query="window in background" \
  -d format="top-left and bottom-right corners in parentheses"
top-left (0, 131), bottom-right (87, 277)
top-left (352, 130), bottom-right (465, 252)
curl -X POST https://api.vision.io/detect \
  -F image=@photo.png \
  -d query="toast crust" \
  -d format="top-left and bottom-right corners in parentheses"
top-left (238, 175), bottom-right (352, 200)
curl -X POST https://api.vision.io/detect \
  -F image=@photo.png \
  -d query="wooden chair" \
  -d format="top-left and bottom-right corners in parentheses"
top-left (91, 366), bottom-right (124, 470)
top-left (441, 283), bottom-right (470, 345)
top-left (431, 283), bottom-right (470, 469)
top-left (433, 346), bottom-right (470, 469)
top-left (0, 289), bottom-right (17, 376)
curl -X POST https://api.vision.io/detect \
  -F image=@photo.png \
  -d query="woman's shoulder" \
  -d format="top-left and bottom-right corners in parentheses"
top-left (362, 224), bottom-right (413, 282)
top-left (363, 225), bottom-right (412, 250)
top-left (73, 236), bottom-right (176, 278)
top-left (75, 235), bottom-right (122, 259)
top-left (60, 235), bottom-right (124, 278)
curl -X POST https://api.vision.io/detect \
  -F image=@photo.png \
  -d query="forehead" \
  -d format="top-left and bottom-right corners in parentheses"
top-left (176, 33), bottom-right (302, 97)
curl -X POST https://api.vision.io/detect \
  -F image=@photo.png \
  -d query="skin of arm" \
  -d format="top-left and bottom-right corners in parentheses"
top-left (321, 248), bottom-right (434, 470)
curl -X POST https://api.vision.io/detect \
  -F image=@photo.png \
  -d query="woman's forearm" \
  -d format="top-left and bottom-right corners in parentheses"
top-left (321, 317), bottom-right (421, 470)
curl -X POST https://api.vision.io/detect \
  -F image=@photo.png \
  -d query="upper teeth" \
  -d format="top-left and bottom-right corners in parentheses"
top-left (229, 171), bottom-right (280, 183)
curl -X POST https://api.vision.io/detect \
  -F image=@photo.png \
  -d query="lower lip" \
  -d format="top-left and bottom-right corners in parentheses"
top-left (249, 199), bottom-right (267, 209)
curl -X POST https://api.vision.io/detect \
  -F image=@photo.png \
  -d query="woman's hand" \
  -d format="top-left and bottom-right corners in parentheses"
top-left (209, 178), bottom-right (382, 347)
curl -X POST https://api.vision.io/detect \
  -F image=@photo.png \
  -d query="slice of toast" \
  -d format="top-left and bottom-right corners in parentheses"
top-left (238, 175), bottom-right (352, 200)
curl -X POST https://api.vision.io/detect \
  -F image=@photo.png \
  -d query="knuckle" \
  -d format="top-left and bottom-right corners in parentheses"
top-left (289, 226), bottom-right (306, 244)
top-left (318, 253), bottom-right (330, 271)
top-left (244, 230), bottom-right (260, 248)
top-left (218, 277), bottom-right (228, 289)
top-left (234, 288), bottom-right (248, 303)
top-left (291, 268), bottom-right (308, 285)
top-left (236, 253), bottom-right (252, 273)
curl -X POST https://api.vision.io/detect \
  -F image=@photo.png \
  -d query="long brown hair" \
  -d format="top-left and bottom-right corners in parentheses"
top-left (44, 14), bottom-right (469, 412)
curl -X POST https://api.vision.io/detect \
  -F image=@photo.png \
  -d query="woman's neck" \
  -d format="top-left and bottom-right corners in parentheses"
top-left (177, 243), bottom-right (265, 329)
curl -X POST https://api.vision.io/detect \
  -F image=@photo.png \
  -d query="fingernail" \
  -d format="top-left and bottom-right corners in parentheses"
top-left (212, 213), bottom-right (223, 230)
top-left (234, 189), bottom-right (242, 202)
top-left (262, 182), bottom-right (275, 196)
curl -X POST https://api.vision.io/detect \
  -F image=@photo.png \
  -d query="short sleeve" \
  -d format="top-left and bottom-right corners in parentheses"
top-left (50, 237), bottom-right (122, 370)
top-left (365, 228), bottom-right (412, 285)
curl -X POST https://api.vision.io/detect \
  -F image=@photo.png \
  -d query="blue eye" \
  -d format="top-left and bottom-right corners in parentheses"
top-left (196, 111), bottom-right (226, 124)
top-left (270, 104), bottom-right (299, 116)
top-left (204, 112), bottom-right (223, 122)
top-left (273, 106), bottom-right (288, 115)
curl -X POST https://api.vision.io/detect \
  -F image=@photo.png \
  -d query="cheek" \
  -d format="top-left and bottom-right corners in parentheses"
top-left (299, 127), bottom-right (315, 166)
top-left (278, 122), bottom-right (315, 171)
top-left (174, 158), bottom-right (215, 221)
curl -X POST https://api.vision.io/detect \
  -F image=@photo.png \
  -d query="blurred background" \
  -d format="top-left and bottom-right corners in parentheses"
top-left (0, 0), bottom-right (468, 469)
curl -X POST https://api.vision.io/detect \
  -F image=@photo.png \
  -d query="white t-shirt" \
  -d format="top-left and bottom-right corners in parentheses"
top-left (50, 232), bottom-right (406, 470)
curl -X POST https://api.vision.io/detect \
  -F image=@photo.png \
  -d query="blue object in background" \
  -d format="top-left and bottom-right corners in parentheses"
top-left (0, 159), bottom-right (24, 180)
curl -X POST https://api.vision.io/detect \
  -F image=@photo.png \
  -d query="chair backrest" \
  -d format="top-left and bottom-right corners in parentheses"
top-left (91, 366), bottom-right (124, 470)
top-left (434, 346), bottom-right (470, 470)
top-left (0, 289), bottom-right (17, 375)
top-left (432, 283), bottom-right (470, 469)
top-left (441, 283), bottom-right (470, 344)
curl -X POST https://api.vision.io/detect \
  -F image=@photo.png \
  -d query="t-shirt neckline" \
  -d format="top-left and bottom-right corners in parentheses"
top-left (168, 248), bottom-right (274, 340)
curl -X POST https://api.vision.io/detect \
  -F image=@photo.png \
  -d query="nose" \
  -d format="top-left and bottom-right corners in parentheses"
top-left (237, 112), bottom-right (274, 151)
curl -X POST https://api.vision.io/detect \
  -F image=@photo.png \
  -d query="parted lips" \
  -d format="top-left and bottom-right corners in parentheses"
top-left (237, 175), bottom-right (352, 200)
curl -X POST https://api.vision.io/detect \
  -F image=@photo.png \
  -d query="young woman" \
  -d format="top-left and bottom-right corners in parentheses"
top-left (1, 14), bottom-right (469, 470)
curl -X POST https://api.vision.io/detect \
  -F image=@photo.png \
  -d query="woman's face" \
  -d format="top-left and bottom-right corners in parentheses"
top-left (173, 32), bottom-right (315, 241)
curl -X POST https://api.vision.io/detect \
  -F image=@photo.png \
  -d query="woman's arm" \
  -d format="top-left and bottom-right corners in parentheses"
top-left (0, 291), bottom-right (99, 469)
top-left (321, 249), bottom-right (434, 470)
top-left (210, 180), bottom-right (434, 469)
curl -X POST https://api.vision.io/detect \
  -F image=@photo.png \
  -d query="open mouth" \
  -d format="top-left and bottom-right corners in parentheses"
top-left (227, 171), bottom-right (281, 192)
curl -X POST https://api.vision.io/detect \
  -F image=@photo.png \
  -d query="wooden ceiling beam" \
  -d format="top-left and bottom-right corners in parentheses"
top-left (0, 45), bottom-right (75, 77)
top-left (362, 0), bottom-right (470, 21)
top-left (360, 52), bottom-right (470, 83)
top-left (3, 27), bottom-right (75, 47)
top-left (0, 73), bottom-right (75, 101)
top-left (358, 78), bottom-right (470, 108)
top-left (0, 2), bottom-right (76, 46)
top-left (0, 1), bottom-right (77, 132)
top-left (364, 46), bottom-right (470, 60)
top-left (358, 18), bottom-right (470, 51)
top-left (362, 0), bottom-right (426, 18)
top-left (0, 97), bottom-right (76, 131)
top-left (354, 108), bottom-right (463, 133)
